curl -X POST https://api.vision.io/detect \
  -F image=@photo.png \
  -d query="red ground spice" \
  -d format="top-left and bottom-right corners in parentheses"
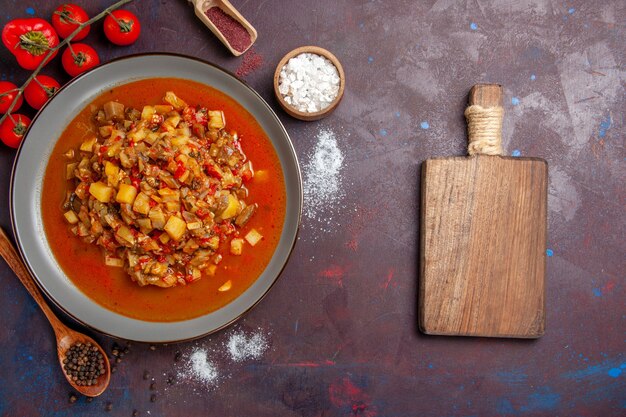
top-left (205, 7), bottom-right (251, 53)
top-left (235, 49), bottom-right (263, 77)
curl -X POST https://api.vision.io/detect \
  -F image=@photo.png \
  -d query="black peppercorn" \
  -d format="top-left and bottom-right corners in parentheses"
top-left (63, 343), bottom-right (105, 386)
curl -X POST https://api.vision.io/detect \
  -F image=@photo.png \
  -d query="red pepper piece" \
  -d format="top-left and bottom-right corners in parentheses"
top-left (173, 160), bottom-right (186, 179)
top-left (2, 18), bottom-right (59, 70)
top-left (204, 164), bottom-right (222, 179)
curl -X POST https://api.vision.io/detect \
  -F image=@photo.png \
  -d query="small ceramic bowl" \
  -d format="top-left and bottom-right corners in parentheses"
top-left (273, 46), bottom-right (345, 121)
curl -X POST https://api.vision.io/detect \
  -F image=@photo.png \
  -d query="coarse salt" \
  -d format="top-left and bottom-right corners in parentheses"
top-left (178, 348), bottom-right (219, 386)
top-left (278, 53), bottom-right (341, 113)
top-left (303, 128), bottom-right (345, 223)
top-left (226, 330), bottom-right (269, 362)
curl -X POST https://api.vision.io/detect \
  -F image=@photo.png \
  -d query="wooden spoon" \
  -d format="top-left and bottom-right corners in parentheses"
top-left (0, 227), bottom-right (111, 397)
top-left (189, 0), bottom-right (257, 56)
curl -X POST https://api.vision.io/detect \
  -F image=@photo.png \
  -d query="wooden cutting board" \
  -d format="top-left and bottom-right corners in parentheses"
top-left (419, 84), bottom-right (547, 338)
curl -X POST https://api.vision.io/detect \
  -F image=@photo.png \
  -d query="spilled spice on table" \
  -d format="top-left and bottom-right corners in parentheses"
top-left (236, 48), bottom-right (263, 77)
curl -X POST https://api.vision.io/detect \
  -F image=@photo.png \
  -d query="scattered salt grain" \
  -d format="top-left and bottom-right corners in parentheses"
top-left (278, 53), bottom-right (341, 113)
top-left (226, 330), bottom-right (268, 362)
top-left (303, 128), bottom-right (345, 226)
top-left (178, 348), bottom-right (218, 386)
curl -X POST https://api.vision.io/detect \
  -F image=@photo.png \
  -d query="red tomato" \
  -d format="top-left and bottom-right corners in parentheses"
top-left (103, 10), bottom-right (140, 46)
top-left (51, 4), bottom-right (90, 40)
top-left (0, 114), bottom-right (31, 148)
top-left (24, 75), bottom-right (61, 110)
top-left (0, 81), bottom-right (23, 113)
top-left (62, 43), bottom-right (100, 77)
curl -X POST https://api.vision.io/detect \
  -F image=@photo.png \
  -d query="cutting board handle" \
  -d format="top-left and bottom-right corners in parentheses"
top-left (465, 84), bottom-right (503, 156)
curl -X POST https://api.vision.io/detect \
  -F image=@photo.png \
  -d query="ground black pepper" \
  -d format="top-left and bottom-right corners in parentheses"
top-left (105, 402), bottom-right (112, 411)
top-left (150, 394), bottom-right (157, 402)
top-left (132, 410), bottom-right (139, 417)
top-left (142, 370), bottom-right (150, 380)
top-left (63, 342), bottom-right (105, 386)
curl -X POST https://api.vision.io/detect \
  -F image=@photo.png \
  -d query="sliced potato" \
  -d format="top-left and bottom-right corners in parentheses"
top-left (230, 238), bottom-right (244, 255)
top-left (141, 105), bottom-right (155, 121)
top-left (79, 136), bottom-right (98, 152)
top-left (88, 182), bottom-right (114, 203)
top-left (208, 110), bottom-right (225, 129)
top-left (116, 184), bottom-right (138, 205)
top-left (105, 255), bottom-right (124, 267)
top-left (245, 229), bottom-right (263, 246)
top-left (64, 210), bottom-right (79, 224)
top-left (220, 194), bottom-right (239, 219)
top-left (164, 215), bottom-right (186, 241)
top-left (163, 91), bottom-right (187, 110)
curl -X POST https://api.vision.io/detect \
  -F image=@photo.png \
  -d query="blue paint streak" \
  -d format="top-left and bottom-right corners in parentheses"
top-left (546, 248), bottom-right (553, 257)
top-left (428, 363), bottom-right (434, 369)
top-left (530, 74), bottom-right (536, 80)
top-left (563, 360), bottom-right (626, 380)
top-left (496, 398), bottom-right (516, 414)
top-left (470, 22), bottom-right (478, 30)
top-left (25, 7), bottom-right (35, 15)
top-left (592, 288), bottom-right (602, 297)
top-left (568, 7), bottom-right (576, 14)
top-left (394, 111), bottom-right (401, 118)
top-left (511, 97), bottom-right (520, 105)
top-left (497, 387), bottom-right (561, 414)
top-left (598, 115), bottom-right (611, 137)
top-left (367, 56), bottom-right (374, 63)
top-left (420, 121), bottom-right (430, 129)
top-left (512, 149), bottom-right (521, 157)
top-left (379, 129), bottom-right (388, 136)
top-left (521, 387), bottom-right (561, 412)
top-left (608, 368), bottom-right (622, 378)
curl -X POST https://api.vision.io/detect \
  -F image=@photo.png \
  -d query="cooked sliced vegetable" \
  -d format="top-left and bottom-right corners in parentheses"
top-left (89, 182), bottom-right (114, 203)
top-left (164, 91), bottom-right (187, 110)
top-left (245, 229), bottom-right (263, 246)
top-left (230, 238), bottom-right (244, 255)
top-left (64, 210), bottom-right (79, 224)
top-left (61, 92), bottom-right (259, 287)
top-left (103, 101), bottom-right (125, 121)
top-left (80, 136), bottom-right (98, 152)
top-left (218, 280), bottom-right (232, 292)
top-left (164, 215), bottom-right (186, 241)
top-left (116, 184), bottom-right (138, 205)
top-left (105, 255), bottom-right (124, 267)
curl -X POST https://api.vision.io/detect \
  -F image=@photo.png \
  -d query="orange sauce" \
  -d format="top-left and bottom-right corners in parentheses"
top-left (42, 78), bottom-right (286, 322)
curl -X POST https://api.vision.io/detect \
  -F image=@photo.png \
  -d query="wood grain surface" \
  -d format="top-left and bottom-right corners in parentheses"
top-left (420, 83), bottom-right (548, 338)
top-left (420, 155), bottom-right (547, 337)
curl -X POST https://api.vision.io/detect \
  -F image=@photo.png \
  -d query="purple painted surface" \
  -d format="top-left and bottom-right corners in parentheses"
top-left (0, 0), bottom-right (624, 416)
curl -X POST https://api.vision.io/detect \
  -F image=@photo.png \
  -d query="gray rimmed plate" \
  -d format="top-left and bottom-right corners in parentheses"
top-left (10, 54), bottom-right (302, 343)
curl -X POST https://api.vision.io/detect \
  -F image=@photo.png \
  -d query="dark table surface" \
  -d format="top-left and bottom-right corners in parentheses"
top-left (0, 0), bottom-right (624, 416)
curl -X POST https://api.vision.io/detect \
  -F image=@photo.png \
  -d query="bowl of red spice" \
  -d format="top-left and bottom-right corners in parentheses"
top-left (191, 0), bottom-right (257, 56)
